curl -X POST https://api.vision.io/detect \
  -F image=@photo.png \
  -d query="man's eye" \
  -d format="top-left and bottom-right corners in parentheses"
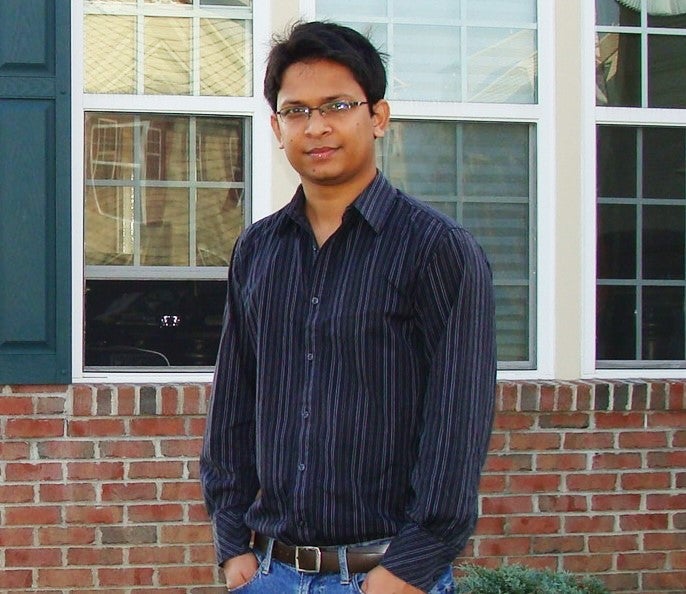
top-left (327, 101), bottom-right (351, 112)
top-left (282, 106), bottom-right (308, 117)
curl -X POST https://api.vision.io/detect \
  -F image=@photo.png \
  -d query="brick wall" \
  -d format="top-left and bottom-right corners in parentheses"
top-left (0, 381), bottom-right (683, 593)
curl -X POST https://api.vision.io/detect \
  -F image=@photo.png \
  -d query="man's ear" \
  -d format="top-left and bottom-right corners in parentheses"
top-left (270, 113), bottom-right (284, 148)
top-left (371, 99), bottom-right (390, 139)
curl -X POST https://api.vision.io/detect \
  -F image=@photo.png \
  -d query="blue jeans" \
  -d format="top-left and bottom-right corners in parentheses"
top-left (227, 538), bottom-right (455, 593)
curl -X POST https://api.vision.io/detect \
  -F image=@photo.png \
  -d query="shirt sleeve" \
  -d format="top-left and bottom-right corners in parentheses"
top-left (380, 227), bottom-right (497, 591)
top-left (199, 239), bottom-right (259, 566)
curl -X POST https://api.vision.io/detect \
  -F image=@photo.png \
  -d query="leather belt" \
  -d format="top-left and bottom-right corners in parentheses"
top-left (253, 533), bottom-right (387, 573)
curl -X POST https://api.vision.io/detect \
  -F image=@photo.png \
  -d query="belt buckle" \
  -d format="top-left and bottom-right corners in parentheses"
top-left (294, 545), bottom-right (321, 573)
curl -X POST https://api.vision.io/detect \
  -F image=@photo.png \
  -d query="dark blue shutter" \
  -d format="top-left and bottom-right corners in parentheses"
top-left (0, 1), bottom-right (71, 383)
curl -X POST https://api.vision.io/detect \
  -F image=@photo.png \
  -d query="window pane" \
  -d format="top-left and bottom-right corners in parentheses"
top-left (596, 0), bottom-right (640, 26)
top-left (597, 204), bottom-right (637, 279)
top-left (84, 2), bottom-right (252, 96)
top-left (85, 186), bottom-right (135, 266)
top-left (140, 188), bottom-right (190, 266)
top-left (643, 205), bottom-right (685, 279)
top-left (197, 189), bottom-right (243, 266)
top-left (466, 0), bottom-right (536, 24)
top-left (643, 286), bottom-right (685, 359)
top-left (84, 280), bottom-right (225, 367)
top-left (200, 19), bottom-right (252, 96)
top-left (466, 27), bottom-right (536, 103)
top-left (393, 25), bottom-right (461, 101)
top-left (394, 0), bottom-right (457, 20)
top-left (643, 127), bottom-right (685, 199)
top-left (647, 10), bottom-right (686, 28)
top-left (648, 35), bottom-right (686, 108)
top-left (316, 0), bottom-right (386, 18)
top-left (84, 15), bottom-right (136, 94)
top-left (597, 285), bottom-right (636, 360)
top-left (379, 120), bottom-right (535, 365)
top-left (596, 32), bottom-right (641, 106)
top-left (597, 126), bottom-right (637, 198)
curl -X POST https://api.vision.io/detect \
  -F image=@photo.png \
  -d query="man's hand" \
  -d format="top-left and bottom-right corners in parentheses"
top-left (222, 552), bottom-right (259, 591)
top-left (361, 566), bottom-right (425, 594)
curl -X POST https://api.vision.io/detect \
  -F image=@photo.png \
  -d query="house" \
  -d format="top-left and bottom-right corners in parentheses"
top-left (0, 0), bottom-right (684, 591)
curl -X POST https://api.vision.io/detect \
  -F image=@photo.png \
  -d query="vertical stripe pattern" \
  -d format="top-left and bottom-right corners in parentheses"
top-left (200, 173), bottom-right (497, 591)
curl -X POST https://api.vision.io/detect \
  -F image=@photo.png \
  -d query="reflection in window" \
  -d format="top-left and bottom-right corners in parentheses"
top-left (596, 125), bottom-right (686, 365)
top-left (379, 121), bottom-right (535, 366)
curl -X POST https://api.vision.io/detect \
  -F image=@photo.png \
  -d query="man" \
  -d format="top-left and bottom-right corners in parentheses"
top-left (200, 21), bottom-right (496, 594)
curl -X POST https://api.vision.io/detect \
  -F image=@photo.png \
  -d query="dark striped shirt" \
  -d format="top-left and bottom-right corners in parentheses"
top-left (200, 172), bottom-right (496, 591)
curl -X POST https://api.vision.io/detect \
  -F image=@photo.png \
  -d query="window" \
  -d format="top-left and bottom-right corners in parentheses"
top-left (315, 0), bottom-right (542, 369)
top-left (81, 0), bottom-right (254, 370)
top-left (595, 0), bottom-right (686, 368)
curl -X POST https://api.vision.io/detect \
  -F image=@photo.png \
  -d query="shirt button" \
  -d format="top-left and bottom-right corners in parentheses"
top-left (302, 409), bottom-right (310, 419)
top-left (311, 297), bottom-right (319, 305)
top-left (298, 463), bottom-right (306, 471)
top-left (306, 353), bottom-right (314, 361)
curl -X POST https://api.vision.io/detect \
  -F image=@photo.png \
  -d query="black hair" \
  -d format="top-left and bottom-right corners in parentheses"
top-left (263, 21), bottom-right (387, 113)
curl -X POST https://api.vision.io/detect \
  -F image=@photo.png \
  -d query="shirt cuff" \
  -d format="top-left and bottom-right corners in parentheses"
top-left (380, 520), bottom-right (474, 592)
top-left (210, 507), bottom-right (253, 566)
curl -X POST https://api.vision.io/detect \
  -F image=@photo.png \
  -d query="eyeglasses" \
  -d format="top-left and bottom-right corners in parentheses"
top-left (276, 100), bottom-right (368, 123)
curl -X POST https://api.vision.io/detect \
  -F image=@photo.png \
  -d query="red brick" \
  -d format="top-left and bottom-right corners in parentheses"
top-left (563, 554), bottom-right (613, 572)
top-left (65, 505), bottom-right (124, 524)
top-left (72, 385), bottom-right (95, 416)
top-left (592, 452), bottom-right (642, 470)
top-left (39, 526), bottom-right (96, 545)
top-left (67, 462), bottom-right (125, 481)
top-left (160, 524), bottom-right (213, 544)
top-left (539, 412), bottom-right (589, 429)
top-left (128, 504), bottom-right (183, 522)
top-left (0, 484), bottom-right (34, 503)
top-left (595, 412), bottom-right (644, 429)
top-left (68, 419), bottom-right (125, 437)
top-left (5, 547), bottom-right (62, 567)
top-left (563, 431), bottom-right (613, 450)
top-left (0, 441), bottom-right (30, 460)
top-left (102, 482), bottom-right (157, 501)
top-left (157, 565), bottom-right (215, 586)
top-left (189, 543), bottom-right (218, 563)
top-left (5, 418), bottom-right (63, 438)
top-left (37, 569), bottom-right (94, 588)
top-left (100, 440), bottom-right (156, 459)
top-left (509, 473), bottom-right (561, 493)
top-left (507, 516), bottom-right (560, 535)
top-left (37, 440), bottom-right (95, 459)
top-left (482, 496), bottom-right (533, 515)
top-left (477, 536), bottom-right (531, 556)
top-left (0, 527), bottom-right (34, 546)
top-left (621, 472), bottom-right (671, 490)
top-left (9, 384), bottom-right (66, 393)
top-left (187, 417), bottom-right (206, 437)
top-left (160, 437), bottom-right (203, 457)
top-left (189, 503), bottom-right (209, 521)
top-left (538, 495), bottom-right (588, 513)
top-left (619, 513), bottom-right (669, 531)
top-left (509, 432), bottom-right (560, 450)
top-left (536, 453), bottom-right (587, 471)
top-left (128, 461), bottom-right (184, 479)
top-left (0, 570), bottom-right (32, 589)
top-left (98, 568), bottom-right (154, 587)
top-left (588, 534), bottom-right (639, 552)
top-left (592, 493), bottom-right (642, 511)
top-left (619, 431), bottom-right (668, 449)
top-left (101, 526), bottom-right (157, 545)
top-left (565, 515), bottom-right (615, 533)
top-left (566, 472), bottom-right (617, 491)
top-left (5, 505), bottom-right (61, 526)
top-left (647, 493), bottom-right (686, 510)
top-left (617, 552), bottom-right (666, 570)
top-left (644, 532), bottom-right (686, 551)
top-left (486, 433), bottom-right (506, 451)
top-left (161, 386), bottom-right (180, 415)
top-left (68, 547), bottom-right (124, 566)
top-left (0, 396), bottom-right (33, 414)
top-left (674, 429), bottom-right (686, 447)
top-left (117, 385), bottom-right (136, 415)
top-left (36, 396), bottom-right (65, 414)
top-left (647, 450), bottom-right (686, 468)
top-left (483, 454), bottom-right (532, 472)
top-left (473, 516), bottom-right (505, 535)
top-left (493, 412), bottom-right (534, 430)
top-left (477, 474), bottom-right (506, 492)
top-left (600, 572), bottom-right (638, 591)
top-left (532, 535), bottom-right (584, 553)
top-left (187, 459), bottom-right (200, 479)
top-left (648, 411), bottom-right (686, 428)
top-left (40, 483), bottom-right (96, 502)
top-left (129, 545), bottom-right (186, 565)
top-left (5, 462), bottom-right (63, 482)
top-left (129, 417), bottom-right (185, 436)
top-left (161, 481), bottom-right (203, 501)
top-left (182, 385), bottom-right (204, 414)
top-left (671, 550), bottom-right (686, 569)
top-left (497, 383), bottom-right (518, 411)
top-left (643, 571), bottom-right (686, 589)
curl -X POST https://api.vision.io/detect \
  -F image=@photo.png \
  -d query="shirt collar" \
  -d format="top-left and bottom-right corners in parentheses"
top-left (282, 171), bottom-right (396, 235)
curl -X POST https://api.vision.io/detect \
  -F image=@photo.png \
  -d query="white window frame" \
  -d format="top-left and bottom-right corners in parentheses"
top-left (70, 0), bottom-right (274, 383)
top-left (581, 2), bottom-right (686, 379)
top-left (302, 0), bottom-right (556, 379)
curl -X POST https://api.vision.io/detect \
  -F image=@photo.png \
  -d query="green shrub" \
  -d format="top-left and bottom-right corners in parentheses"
top-left (454, 563), bottom-right (610, 594)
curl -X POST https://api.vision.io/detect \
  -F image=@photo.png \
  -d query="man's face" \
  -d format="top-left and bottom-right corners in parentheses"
top-left (271, 59), bottom-right (389, 193)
